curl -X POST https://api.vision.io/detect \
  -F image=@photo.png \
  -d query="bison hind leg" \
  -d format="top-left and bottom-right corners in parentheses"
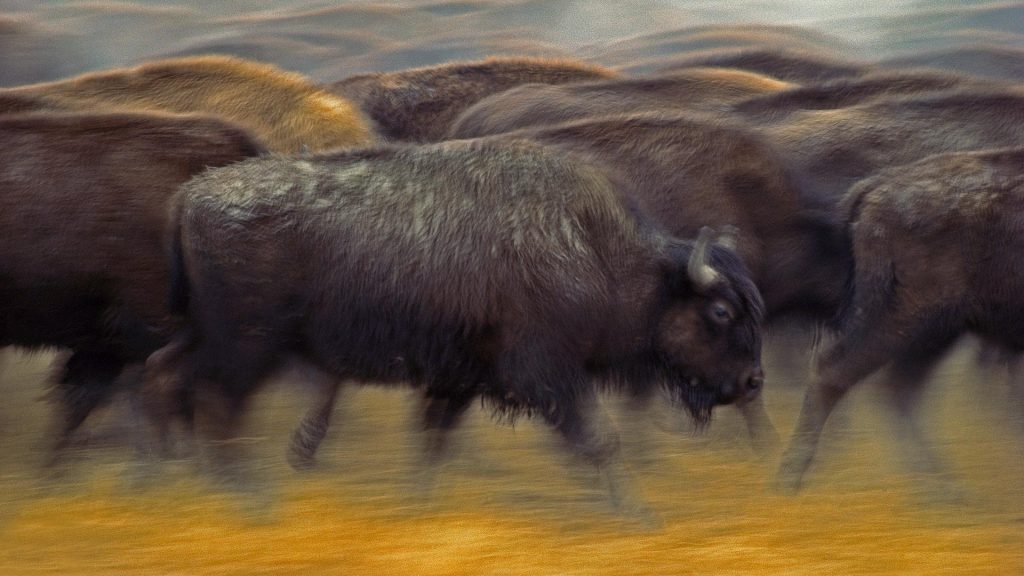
top-left (47, 349), bottom-right (126, 462)
top-left (162, 329), bottom-right (286, 508)
top-left (881, 334), bottom-right (969, 503)
top-left (139, 336), bottom-right (195, 460)
top-left (285, 359), bottom-right (344, 471)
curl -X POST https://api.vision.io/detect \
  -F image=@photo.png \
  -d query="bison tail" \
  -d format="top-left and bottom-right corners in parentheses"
top-left (834, 206), bottom-right (897, 334)
top-left (167, 199), bottom-right (190, 317)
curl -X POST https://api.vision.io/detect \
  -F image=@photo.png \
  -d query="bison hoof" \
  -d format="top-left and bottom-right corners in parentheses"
top-left (772, 462), bottom-right (807, 495)
top-left (287, 442), bottom-right (317, 471)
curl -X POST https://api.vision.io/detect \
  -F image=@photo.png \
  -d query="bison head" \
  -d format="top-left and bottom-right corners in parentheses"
top-left (656, 226), bottom-right (765, 426)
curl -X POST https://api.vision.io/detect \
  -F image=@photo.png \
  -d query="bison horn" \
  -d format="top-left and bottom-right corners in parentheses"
top-left (716, 225), bottom-right (739, 250)
top-left (688, 226), bottom-right (721, 290)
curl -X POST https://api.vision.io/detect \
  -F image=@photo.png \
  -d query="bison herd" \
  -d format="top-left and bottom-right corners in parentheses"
top-left (1, 52), bottom-right (1022, 515)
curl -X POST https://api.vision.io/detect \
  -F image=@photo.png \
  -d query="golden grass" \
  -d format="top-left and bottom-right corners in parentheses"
top-left (0, 348), bottom-right (1021, 575)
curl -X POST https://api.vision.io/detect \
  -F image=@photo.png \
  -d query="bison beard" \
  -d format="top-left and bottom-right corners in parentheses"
top-left (667, 375), bottom-right (716, 428)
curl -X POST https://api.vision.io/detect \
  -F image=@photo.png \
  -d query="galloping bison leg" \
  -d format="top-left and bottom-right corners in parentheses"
top-left (192, 380), bottom-right (253, 482)
top-left (139, 337), bottom-right (192, 457)
top-left (493, 334), bottom-right (646, 515)
top-left (735, 392), bottom-right (781, 456)
top-left (624, 381), bottom-right (779, 457)
top-left (187, 333), bottom-right (280, 488)
top-left (414, 393), bottom-right (475, 496)
top-left (550, 391), bottom-right (619, 488)
top-left (1004, 353), bottom-right (1024, 436)
top-left (422, 394), bottom-right (474, 462)
top-left (775, 302), bottom-right (932, 493)
top-left (615, 385), bottom-right (665, 466)
top-left (49, 349), bottom-right (126, 457)
top-left (879, 336), bottom-right (957, 478)
top-left (287, 361), bottom-right (343, 470)
top-left (550, 389), bottom-right (658, 523)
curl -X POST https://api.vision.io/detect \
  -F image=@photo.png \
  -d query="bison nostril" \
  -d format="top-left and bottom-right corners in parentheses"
top-left (748, 376), bottom-right (763, 391)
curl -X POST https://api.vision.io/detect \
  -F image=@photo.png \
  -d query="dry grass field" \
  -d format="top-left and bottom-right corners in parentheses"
top-left (1, 344), bottom-right (1021, 575)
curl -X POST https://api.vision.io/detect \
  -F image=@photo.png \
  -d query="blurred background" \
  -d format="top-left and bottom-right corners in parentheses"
top-left (1, 1), bottom-right (1023, 574)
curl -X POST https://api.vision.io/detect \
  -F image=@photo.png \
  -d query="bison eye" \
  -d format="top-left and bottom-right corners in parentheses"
top-left (709, 300), bottom-right (735, 324)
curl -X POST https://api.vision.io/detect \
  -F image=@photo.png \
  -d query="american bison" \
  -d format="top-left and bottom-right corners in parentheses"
top-left (144, 138), bottom-right (766, 509)
top-left (777, 148), bottom-right (1024, 491)
top-left (295, 111), bottom-right (805, 465)
top-left (326, 56), bottom-right (616, 142)
top-left (2, 55), bottom-right (373, 152)
top-left (0, 111), bottom-right (266, 454)
top-left (450, 67), bottom-right (792, 138)
top-left (454, 111), bottom-right (847, 450)
top-left (758, 88), bottom-right (1024, 205)
top-left (654, 47), bottom-right (868, 83)
top-left (879, 45), bottom-right (1024, 83)
top-left (732, 70), bottom-right (988, 123)
top-left (0, 92), bottom-right (49, 115)
top-left (594, 24), bottom-right (852, 76)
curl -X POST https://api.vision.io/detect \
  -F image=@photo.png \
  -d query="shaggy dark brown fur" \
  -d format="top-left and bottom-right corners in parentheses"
top-left (327, 56), bottom-right (616, 142)
top-left (732, 69), bottom-right (993, 123)
top-left (778, 148), bottom-right (1024, 491)
top-left (146, 138), bottom-right (765, 504)
top-left (0, 91), bottom-right (49, 115)
top-left (759, 87), bottom-right (1024, 207)
top-left (450, 67), bottom-right (792, 138)
top-left (0, 111), bottom-right (266, 450)
top-left (457, 111), bottom-right (846, 322)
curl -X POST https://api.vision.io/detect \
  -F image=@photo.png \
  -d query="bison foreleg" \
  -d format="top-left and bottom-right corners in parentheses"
top-left (550, 390), bottom-right (656, 523)
top-left (881, 341), bottom-right (956, 479)
top-left (415, 393), bottom-right (475, 497)
top-left (422, 394), bottom-right (474, 462)
top-left (736, 392), bottom-right (780, 457)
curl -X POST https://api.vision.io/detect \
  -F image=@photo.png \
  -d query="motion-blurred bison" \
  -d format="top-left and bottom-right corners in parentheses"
top-left (732, 69), bottom-right (987, 124)
top-left (472, 112), bottom-right (847, 325)
top-left (2, 55), bottom-right (373, 152)
top-left (0, 111), bottom-right (265, 454)
top-left (327, 56), bottom-right (616, 143)
top-left (758, 88), bottom-right (1024, 204)
top-left (777, 148), bottom-right (1024, 491)
top-left (145, 138), bottom-right (766, 509)
top-left (456, 112), bottom-right (843, 451)
top-left (655, 47), bottom-right (867, 83)
top-left (450, 67), bottom-right (791, 138)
